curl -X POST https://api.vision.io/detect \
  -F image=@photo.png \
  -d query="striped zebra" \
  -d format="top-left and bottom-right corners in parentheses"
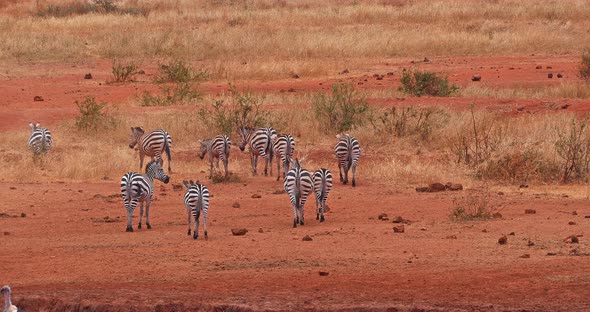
top-left (284, 158), bottom-right (313, 228)
top-left (313, 168), bottom-right (333, 222)
top-left (199, 134), bottom-right (231, 180)
top-left (129, 127), bottom-right (172, 173)
top-left (28, 122), bottom-right (52, 156)
top-left (120, 159), bottom-right (170, 232)
top-left (182, 180), bottom-right (210, 240)
top-left (335, 134), bottom-right (361, 187)
top-left (272, 134), bottom-right (295, 181)
top-left (239, 127), bottom-right (277, 176)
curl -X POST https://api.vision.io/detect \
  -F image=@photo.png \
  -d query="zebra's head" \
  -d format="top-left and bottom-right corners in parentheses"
top-left (129, 127), bottom-right (145, 149)
top-left (0, 285), bottom-right (10, 295)
top-left (145, 159), bottom-right (170, 184)
top-left (238, 127), bottom-right (254, 151)
top-left (198, 139), bottom-right (210, 160)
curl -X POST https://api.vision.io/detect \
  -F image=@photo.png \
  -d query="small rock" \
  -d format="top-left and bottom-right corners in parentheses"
top-left (557, 73), bottom-right (563, 78)
top-left (302, 235), bottom-right (313, 241)
top-left (137, 69), bottom-right (146, 75)
top-left (318, 271), bottom-right (329, 276)
top-left (498, 235), bottom-right (508, 245)
top-left (231, 228), bottom-right (248, 236)
top-left (172, 184), bottom-right (183, 191)
top-left (527, 240), bottom-right (535, 247)
top-left (3, 232), bottom-right (9, 236)
top-left (258, 228), bottom-right (263, 233)
top-left (519, 184), bottom-right (528, 189)
top-left (519, 254), bottom-right (530, 259)
top-left (572, 211), bottom-right (578, 215)
top-left (568, 221), bottom-right (576, 225)
top-left (251, 194), bottom-right (262, 199)
top-left (376, 75), bottom-right (384, 80)
top-left (446, 235), bottom-right (457, 239)
top-left (427, 183), bottom-right (446, 192)
top-left (33, 96), bottom-right (44, 102)
top-left (232, 202), bottom-right (240, 208)
top-left (497, 192), bottom-right (504, 196)
top-left (292, 74), bottom-right (300, 79)
top-left (548, 73), bottom-right (553, 79)
top-left (508, 232), bottom-right (515, 236)
top-left (377, 213), bottom-right (388, 220)
top-left (340, 69), bottom-right (350, 74)
top-left (546, 252), bottom-right (557, 256)
top-left (386, 72), bottom-right (394, 76)
top-left (471, 75), bottom-right (481, 82)
top-left (423, 57), bottom-right (430, 62)
top-left (561, 104), bottom-right (571, 109)
top-left (9, 187), bottom-right (16, 190)
top-left (391, 216), bottom-right (404, 223)
top-left (84, 73), bottom-right (93, 79)
top-left (492, 212), bottom-right (503, 219)
top-left (445, 182), bottom-right (463, 191)
top-left (564, 235), bottom-right (579, 244)
top-left (20, 213), bottom-right (26, 218)
top-left (482, 229), bottom-right (488, 233)
top-left (287, 88), bottom-right (295, 92)
top-left (546, 66), bottom-right (552, 69)
top-left (535, 65), bottom-right (542, 69)
top-left (357, 82), bottom-right (363, 85)
top-left (393, 225), bottom-right (405, 233)
top-left (415, 186), bottom-right (429, 192)
top-left (525, 209), bottom-right (536, 214)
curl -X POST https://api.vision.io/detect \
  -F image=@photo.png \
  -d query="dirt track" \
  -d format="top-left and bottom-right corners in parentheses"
top-left (1, 55), bottom-right (590, 311)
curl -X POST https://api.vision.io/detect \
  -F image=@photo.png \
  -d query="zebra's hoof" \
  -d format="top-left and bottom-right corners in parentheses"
top-left (300, 220), bottom-right (304, 226)
top-left (352, 180), bottom-right (356, 187)
top-left (137, 223), bottom-right (142, 229)
top-left (204, 232), bottom-right (208, 240)
top-left (126, 226), bottom-right (133, 232)
top-left (320, 215), bottom-right (325, 222)
top-left (193, 233), bottom-right (198, 240)
top-left (147, 223), bottom-right (152, 229)
top-left (187, 229), bottom-right (191, 235)
top-left (293, 222), bottom-right (297, 228)
top-left (316, 214), bottom-right (319, 220)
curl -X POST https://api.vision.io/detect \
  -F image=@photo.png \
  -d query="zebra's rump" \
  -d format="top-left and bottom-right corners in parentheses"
top-left (273, 134), bottom-right (295, 162)
top-left (335, 135), bottom-right (361, 166)
top-left (140, 129), bottom-right (170, 156)
top-left (284, 168), bottom-right (314, 202)
top-left (211, 135), bottom-right (231, 159)
top-left (184, 184), bottom-right (210, 216)
top-left (313, 168), bottom-right (333, 198)
top-left (29, 129), bottom-right (52, 154)
top-left (120, 172), bottom-right (153, 202)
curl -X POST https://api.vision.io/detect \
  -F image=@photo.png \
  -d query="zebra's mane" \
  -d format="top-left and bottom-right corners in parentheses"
top-left (145, 159), bottom-right (160, 173)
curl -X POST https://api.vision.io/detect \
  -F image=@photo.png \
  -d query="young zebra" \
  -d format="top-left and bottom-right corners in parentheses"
top-left (199, 134), bottom-right (231, 180)
top-left (334, 134), bottom-right (361, 187)
top-left (313, 168), bottom-right (333, 222)
top-left (120, 159), bottom-right (170, 232)
top-left (28, 122), bottom-right (52, 156)
top-left (284, 158), bottom-right (314, 228)
top-left (182, 180), bottom-right (210, 240)
top-left (129, 127), bottom-right (172, 173)
top-left (239, 127), bottom-right (277, 176)
top-left (272, 134), bottom-right (295, 181)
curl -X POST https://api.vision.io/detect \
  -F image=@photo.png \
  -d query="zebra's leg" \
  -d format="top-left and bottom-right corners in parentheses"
top-left (276, 157), bottom-right (281, 181)
top-left (315, 194), bottom-right (320, 220)
top-left (125, 200), bottom-right (136, 232)
top-left (263, 155), bottom-right (269, 176)
top-left (300, 198), bottom-right (307, 226)
top-left (139, 152), bottom-right (145, 172)
top-left (320, 198), bottom-right (326, 222)
top-left (292, 202), bottom-right (298, 228)
top-left (187, 208), bottom-right (191, 236)
top-left (250, 153), bottom-right (257, 176)
top-left (193, 210), bottom-right (200, 240)
top-left (203, 210), bottom-right (208, 240)
top-left (209, 159), bottom-right (214, 179)
top-left (269, 150), bottom-right (274, 176)
top-left (338, 163), bottom-right (344, 183)
top-left (145, 197), bottom-right (152, 229)
top-left (352, 162), bottom-right (357, 187)
top-left (138, 201), bottom-right (144, 229)
top-left (223, 157), bottom-right (229, 180)
top-left (344, 164), bottom-right (349, 185)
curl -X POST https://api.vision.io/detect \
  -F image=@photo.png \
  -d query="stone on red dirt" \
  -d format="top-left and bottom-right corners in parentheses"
top-left (568, 221), bottom-right (576, 225)
top-left (519, 254), bottom-right (530, 259)
top-left (319, 271), bottom-right (330, 276)
top-left (564, 235), bottom-right (579, 244)
top-left (546, 66), bottom-right (552, 69)
top-left (3, 232), bottom-right (9, 235)
top-left (471, 74), bottom-right (481, 81)
top-left (287, 88), bottom-right (295, 92)
top-left (445, 182), bottom-right (463, 191)
top-left (498, 235), bottom-right (508, 245)
top-left (378, 213), bottom-right (388, 220)
top-left (527, 240), bottom-right (535, 247)
top-left (423, 57), bottom-right (430, 62)
top-left (557, 73), bottom-right (563, 78)
top-left (258, 228), bottom-right (263, 233)
top-left (339, 69), bottom-right (350, 74)
top-left (292, 74), bottom-right (300, 79)
top-left (172, 183), bottom-right (183, 191)
top-left (492, 212), bottom-right (503, 219)
top-left (84, 73), bottom-right (93, 79)
top-left (33, 96), bottom-right (44, 101)
top-left (302, 235), bottom-right (313, 241)
top-left (572, 211), bottom-right (578, 215)
top-left (525, 209), bottom-right (536, 214)
top-left (231, 228), bottom-right (248, 236)
top-left (393, 225), bottom-right (405, 233)
top-left (251, 194), bottom-right (262, 198)
top-left (446, 235), bottom-right (457, 239)
top-left (547, 73), bottom-right (553, 79)
top-left (391, 216), bottom-right (404, 223)
top-left (387, 72), bottom-right (394, 76)
top-left (427, 183), bottom-right (446, 192)
top-left (232, 202), bottom-right (240, 208)
top-left (508, 232), bottom-right (515, 236)
top-left (20, 213), bottom-right (26, 218)
top-left (535, 65), bottom-right (542, 69)
top-left (415, 186), bottom-right (429, 192)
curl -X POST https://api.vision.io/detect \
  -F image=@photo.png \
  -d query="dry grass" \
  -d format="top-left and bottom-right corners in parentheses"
top-left (0, 1), bottom-right (589, 79)
top-left (463, 82), bottom-right (590, 100)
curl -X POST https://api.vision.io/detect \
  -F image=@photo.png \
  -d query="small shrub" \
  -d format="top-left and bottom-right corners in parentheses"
top-left (139, 60), bottom-right (207, 106)
top-left (35, 0), bottom-right (145, 17)
top-left (211, 172), bottom-right (242, 184)
top-left (579, 48), bottom-right (590, 80)
top-left (450, 192), bottom-right (503, 221)
top-left (75, 96), bottom-right (117, 131)
top-left (154, 60), bottom-right (208, 84)
top-left (477, 147), bottom-right (558, 183)
top-left (399, 68), bottom-right (459, 97)
top-left (198, 83), bottom-right (269, 135)
top-left (369, 106), bottom-right (449, 140)
top-left (111, 60), bottom-right (139, 83)
top-left (555, 117), bottom-right (590, 183)
top-left (312, 84), bottom-right (370, 134)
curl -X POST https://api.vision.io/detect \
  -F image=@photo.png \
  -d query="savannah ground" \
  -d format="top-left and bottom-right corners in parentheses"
top-left (1, 1), bottom-right (590, 311)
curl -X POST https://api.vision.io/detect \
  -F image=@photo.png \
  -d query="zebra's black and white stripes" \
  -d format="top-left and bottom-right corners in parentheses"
top-left (272, 134), bottom-right (295, 181)
top-left (313, 168), bottom-right (333, 222)
top-left (120, 160), bottom-right (170, 232)
top-left (183, 180), bottom-right (210, 240)
top-left (335, 134), bottom-right (361, 187)
top-left (28, 122), bottom-right (52, 156)
top-left (199, 134), bottom-right (231, 179)
top-left (239, 127), bottom-right (277, 176)
top-left (129, 127), bottom-right (172, 172)
top-left (284, 159), bottom-right (314, 228)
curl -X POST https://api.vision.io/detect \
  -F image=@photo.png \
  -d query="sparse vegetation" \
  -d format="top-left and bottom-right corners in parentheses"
top-left (369, 107), bottom-right (449, 141)
top-left (579, 48), bottom-right (590, 80)
top-left (139, 60), bottom-right (207, 106)
top-left (312, 84), bottom-right (369, 134)
top-left (34, 0), bottom-right (146, 18)
top-left (555, 117), bottom-right (590, 183)
top-left (75, 96), bottom-right (117, 131)
top-left (399, 68), bottom-right (459, 97)
top-left (450, 192), bottom-right (503, 221)
top-left (111, 60), bottom-right (140, 83)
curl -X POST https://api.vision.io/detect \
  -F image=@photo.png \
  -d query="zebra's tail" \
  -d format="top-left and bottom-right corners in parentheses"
top-left (163, 133), bottom-right (172, 163)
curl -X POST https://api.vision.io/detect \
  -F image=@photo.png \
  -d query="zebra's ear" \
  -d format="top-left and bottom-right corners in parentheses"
top-left (336, 134), bottom-right (341, 139)
top-left (182, 180), bottom-right (190, 188)
top-left (29, 122), bottom-right (35, 130)
top-left (189, 179), bottom-right (195, 185)
top-left (35, 122), bottom-right (40, 128)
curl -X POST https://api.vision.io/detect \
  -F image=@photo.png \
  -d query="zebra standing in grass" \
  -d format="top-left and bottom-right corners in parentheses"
top-left (199, 134), bottom-right (231, 180)
top-left (335, 134), bottom-right (361, 187)
top-left (313, 168), bottom-right (333, 222)
top-left (28, 122), bottom-right (52, 156)
top-left (120, 159), bottom-right (170, 232)
top-left (239, 127), bottom-right (277, 176)
top-left (272, 134), bottom-right (295, 181)
top-left (284, 158), bottom-right (314, 228)
top-left (129, 127), bottom-right (172, 173)
top-left (182, 180), bottom-right (210, 240)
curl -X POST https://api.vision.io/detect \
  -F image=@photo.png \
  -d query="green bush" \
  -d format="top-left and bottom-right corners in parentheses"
top-left (312, 84), bottom-right (370, 134)
top-left (198, 83), bottom-right (269, 135)
top-left (111, 60), bottom-right (139, 83)
top-left (579, 48), bottom-right (590, 80)
top-left (369, 106), bottom-right (449, 140)
top-left (399, 68), bottom-right (459, 97)
top-left (154, 60), bottom-right (208, 84)
top-left (75, 96), bottom-right (117, 131)
top-left (139, 60), bottom-right (207, 106)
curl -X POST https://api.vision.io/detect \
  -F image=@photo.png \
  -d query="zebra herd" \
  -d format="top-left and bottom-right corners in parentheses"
top-left (27, 122), bottom-right (361, 238)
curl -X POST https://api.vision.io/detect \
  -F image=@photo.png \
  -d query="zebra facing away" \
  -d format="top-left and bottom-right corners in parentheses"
top-left (284, 158), bottom-right (314, 228)
top-left (334, 134), bottom-right (361, 187)
top-left (313, 168), bottom-right (333, 222)
top-left (120, 159), bottom-right (170, 232)
top-left (28, 122), bottom-right (52, 156)
top-left (272, 134), bottom-right (295, 181)
top-left (129, 127), bottom-right (172, 173)
top-left (182, 180), bottom-right (210, 240)
top-left (238, 127), bottom-right (277, 176)
top-left (199, 134), bottom-right (231, 180)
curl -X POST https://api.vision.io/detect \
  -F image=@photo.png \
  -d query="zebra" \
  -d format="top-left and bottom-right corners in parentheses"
top-left (28, 122), bottom-right (52, 156)
top-left (129, 127), bottom-right (172, 173)
top-left (335, 134), bottom-right (361, 187)
top-left (120, 159), bottom-right (170, 232)
top-left (313, 168), bottom-right (333, 222)
top-left (284, 158), bottom-right (313, 228)
top-left (182, 180), bottom-right (210, 240)
top-left (238, 127), bottom-right (277, 176)
top-left (199, 134), bottom-right (231, 180)
top-left (272, 134), bottom-right (295, 181)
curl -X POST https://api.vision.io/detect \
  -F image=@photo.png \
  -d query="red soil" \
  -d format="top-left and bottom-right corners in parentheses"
top-left (1, 55), bottom-right (590, 311)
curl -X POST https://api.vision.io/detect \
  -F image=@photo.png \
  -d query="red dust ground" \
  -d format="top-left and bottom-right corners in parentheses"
top-left (1, 55), bottom-right (590, 311)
